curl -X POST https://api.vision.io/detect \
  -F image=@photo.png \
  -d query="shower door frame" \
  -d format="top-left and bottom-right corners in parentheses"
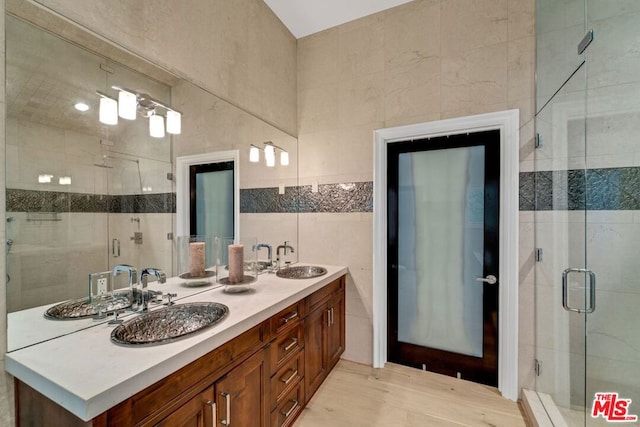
top-left (372, 109), bottom-right (520, 401)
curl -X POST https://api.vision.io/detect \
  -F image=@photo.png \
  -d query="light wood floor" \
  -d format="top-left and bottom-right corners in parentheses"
top-left (295, 360), bottom-right (527, 427)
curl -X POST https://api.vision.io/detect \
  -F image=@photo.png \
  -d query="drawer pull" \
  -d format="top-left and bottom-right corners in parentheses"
top-left (283, 337), bottom-right (298, 352)
top-left (220, 392), bottom-right (231, 425)
top-left (282, 311), bottom-right (298, 323)
top-left (206, 401), bottom-right (216, 427)
top-left (281, 399), bottom-right (299, 418)
top-left (280, 369), bottom-right (298, 385)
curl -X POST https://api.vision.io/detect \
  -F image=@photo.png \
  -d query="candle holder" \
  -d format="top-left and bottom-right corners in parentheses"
top-left (176, 235), bottom-right (216, 287)
top-left (215, 237), bottom-right (257, 293)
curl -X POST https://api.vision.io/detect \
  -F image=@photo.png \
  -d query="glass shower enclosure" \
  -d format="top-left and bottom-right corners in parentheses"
top-left (534, 1), bottom-right (640, 425)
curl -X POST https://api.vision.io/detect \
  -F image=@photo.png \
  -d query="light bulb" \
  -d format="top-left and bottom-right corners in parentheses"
top-left (74, 102), bottom-right (89, 112)
top-left (280, 151), bottom-right (289, 166)
top-left (166, 110), bottom-right (181, 134)
top-left (118, 90), bottom-right (137, 120)
top-left (59, 176), bottom-right (72, 185)
top-left (249, 146), bottom-right (260, 163)
top-left (99, 96), bottom-right (118, 125)
top-left (38, 174), bottom-right (53, 183)
top-left (149, 114), bottom-right (165, 138)
top-left (264, 145), bottom-right (276, 167)
top-left (266, 153), bottom-right (275, 167)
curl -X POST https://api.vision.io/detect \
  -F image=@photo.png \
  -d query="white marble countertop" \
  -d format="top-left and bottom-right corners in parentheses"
top-left (5, 264), bottom-right (348, 421)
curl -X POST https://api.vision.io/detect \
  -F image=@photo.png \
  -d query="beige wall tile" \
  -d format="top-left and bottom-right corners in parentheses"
top-left (508, 0), bottom-right (535, 40)
top-left (338, 72), bottom-right (385, 128)
top-left (298, 131), bottom-right (339, 180)
top-left (441, 43), bottom-right (508, 115)
top-left (298, 29), bottom-right (339, 91)
top-left (441, 0), bottom-right (508, 54)
top-left (508, 36), bottom-right (535, 103)
top-left (337, 16), bottom-right (384, 82)
top-left (297, 84), bottom-right (339, 134)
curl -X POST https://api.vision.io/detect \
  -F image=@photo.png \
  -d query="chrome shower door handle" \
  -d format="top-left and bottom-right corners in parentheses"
top-left (476, 275), bottom-right (497, 285)
top-left (562, 268), bottom-right (596, 314)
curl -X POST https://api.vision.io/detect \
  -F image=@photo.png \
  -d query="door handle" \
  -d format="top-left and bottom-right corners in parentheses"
top-left (562, 268), bottom-right (596, 313)
top-left (476, 275), bottom-right (497, 285)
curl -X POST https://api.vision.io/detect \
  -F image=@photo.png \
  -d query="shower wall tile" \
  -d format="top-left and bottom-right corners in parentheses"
top-left (6, 189), bottom-right (175, 214)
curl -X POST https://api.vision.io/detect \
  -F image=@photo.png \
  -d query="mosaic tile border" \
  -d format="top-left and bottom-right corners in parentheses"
top-left (10, 166), bottom-right (636, 215)
top-left (6, 189), bottom-right (175, 214)
top-left (521, 167), bottom-right (640, 211)
top-left (240, 182), bottom-right (373, 213)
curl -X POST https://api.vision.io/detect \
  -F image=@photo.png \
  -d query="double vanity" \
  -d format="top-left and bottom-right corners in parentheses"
top-left (6, 264), bottom-right (347, 426)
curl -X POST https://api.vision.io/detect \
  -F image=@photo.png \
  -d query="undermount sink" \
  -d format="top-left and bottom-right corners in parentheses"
top-left (44, 292), bottom-right (132, 320)
top-left (110, 302), bottom-right (229, 346)
top-left (276, 265), bottom-right (327, 279)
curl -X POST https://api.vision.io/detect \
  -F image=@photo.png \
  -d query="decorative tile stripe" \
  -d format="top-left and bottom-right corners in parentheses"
top-left (6, 189), bottom-right (175, 214)
top-left (240, 182), bottom-right (373, 213)
top-left (520, 167), bottom-right (640, 211)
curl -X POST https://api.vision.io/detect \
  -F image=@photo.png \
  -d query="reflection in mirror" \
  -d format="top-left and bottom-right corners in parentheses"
top-left (172, 80), bottom-right (299, 266)
top-left (5, 14), bottom-right (173, 316)
top-left (5, 7), bottom-right (298, 352)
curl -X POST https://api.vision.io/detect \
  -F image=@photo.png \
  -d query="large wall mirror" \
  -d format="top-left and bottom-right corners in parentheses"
top-left (5, 2), bottom-right (298, 351)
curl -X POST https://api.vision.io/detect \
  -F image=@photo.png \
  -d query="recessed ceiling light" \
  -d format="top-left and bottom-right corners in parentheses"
top-left (74, 102), bottom-right (90, 112)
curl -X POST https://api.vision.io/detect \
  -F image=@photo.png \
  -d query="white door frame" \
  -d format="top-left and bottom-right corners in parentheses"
top-left (176, 150), bottom-right (240, 239)
top-left (373, 110), bottom-right (519, 401)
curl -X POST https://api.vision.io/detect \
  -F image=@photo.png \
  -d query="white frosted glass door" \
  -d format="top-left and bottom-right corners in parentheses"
top-left (387, 129), bottom-right (500, 386)
top-left (397, 146), bottom-right (485, 357)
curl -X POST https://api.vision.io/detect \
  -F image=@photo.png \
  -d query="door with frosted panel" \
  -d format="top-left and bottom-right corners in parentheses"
top-left (189, 161), bottom-right (235, 268)
top-left (387, 130), bottom-right (500, 386)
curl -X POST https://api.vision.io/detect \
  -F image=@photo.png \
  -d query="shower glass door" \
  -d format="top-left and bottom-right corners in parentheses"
top-left (535, 0), bottom-right (640, 425)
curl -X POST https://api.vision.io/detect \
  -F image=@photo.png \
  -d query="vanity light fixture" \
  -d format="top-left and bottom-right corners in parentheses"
top-left (58, 176), bottom-right (72, 185)
top-left (249, 141), bottom-right (289, 167)
top-left (96, 86), bottom-right (182, 137)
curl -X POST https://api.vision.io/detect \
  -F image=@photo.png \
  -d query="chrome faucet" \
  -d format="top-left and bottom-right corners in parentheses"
top-left (275, 241), bottom-right (295, 269)
top-left (139, 268), bottom-right (167, 312)
top-left (112, 264), bottom-right (138, 307)
top-left (255, 243), bottom-right (273, 264)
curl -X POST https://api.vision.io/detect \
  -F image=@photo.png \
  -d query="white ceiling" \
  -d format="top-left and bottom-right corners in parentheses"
top-left (264, 0), bottom-right (414, 39)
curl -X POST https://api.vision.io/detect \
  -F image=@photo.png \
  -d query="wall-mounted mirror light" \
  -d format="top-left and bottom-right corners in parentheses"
top-left (97, 86), bottom-right (182, 138)
top-left (249, 141), bottom-right (289, 167)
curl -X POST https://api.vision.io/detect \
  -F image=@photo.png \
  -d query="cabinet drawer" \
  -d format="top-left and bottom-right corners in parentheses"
top-left (270, 301), bottom-right (303, 336)
top-left (270, 350), bottom-right (304, 410)
top-left (270, 381), bottom-right (304, 427)
top-left (307, 277), bottom-right (344, 313)
top-left (269, 323), bottom-right (303, 373)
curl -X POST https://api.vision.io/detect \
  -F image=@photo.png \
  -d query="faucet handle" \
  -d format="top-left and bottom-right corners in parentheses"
top-left (108, 310), bottom-right (125, 325)
top-left (163, 292), bottom-right (178, 306)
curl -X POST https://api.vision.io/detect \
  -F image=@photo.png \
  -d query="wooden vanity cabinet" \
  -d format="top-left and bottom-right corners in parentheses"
top-left (304, 277), bottom-right (345, 402)
top-left (15, 275), bottom-right (345, 427)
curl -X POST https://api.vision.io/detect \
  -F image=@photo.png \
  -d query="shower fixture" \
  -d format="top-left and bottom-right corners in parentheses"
top-left (97, 86), bottom-right (182, 138)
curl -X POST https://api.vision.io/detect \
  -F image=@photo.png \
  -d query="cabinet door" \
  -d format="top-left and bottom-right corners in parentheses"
top-left (304, 303), bottom-right (328, 401)
top-left (154, 387), bottom-right (214, 427)
top-left (214, 349), bottom-right (267, 427)
top-left (326, 292), bottom-right (345, 370)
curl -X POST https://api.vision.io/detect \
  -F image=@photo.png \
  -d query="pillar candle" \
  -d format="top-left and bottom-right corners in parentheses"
top-left (228, 244), bottom-right (244, 284)
top-left (189, 242), bottom-right (206, 277)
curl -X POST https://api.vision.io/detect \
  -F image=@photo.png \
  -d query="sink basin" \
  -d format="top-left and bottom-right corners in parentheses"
top-left (44, 292), bottom-right (132, 320)
top-left (110, 302), bottom-right (229, 345)
top-left (276, 266), bottom-right (327, 279)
